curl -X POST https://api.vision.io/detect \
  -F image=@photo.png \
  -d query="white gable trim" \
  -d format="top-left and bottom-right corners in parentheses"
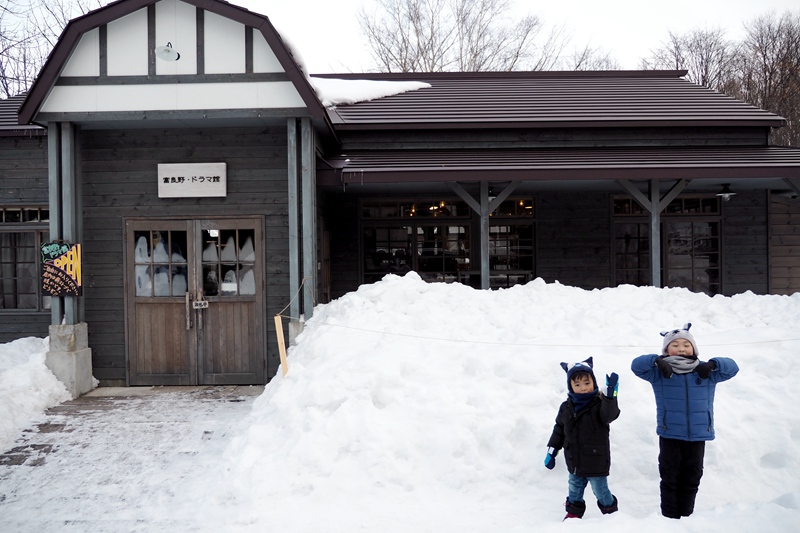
top-left (40, 82), bottom-right (306, 113)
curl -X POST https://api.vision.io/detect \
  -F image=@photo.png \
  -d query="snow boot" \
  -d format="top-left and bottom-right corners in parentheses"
top-left (564, 498), bottom-right (586, 519)
top-left (598, 495), bottom-right (618, 515)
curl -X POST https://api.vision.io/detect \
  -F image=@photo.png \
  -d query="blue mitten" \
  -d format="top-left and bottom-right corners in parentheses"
top-left (544, 447), bottom-right (558, 470)
top-left (606, 372), bottom-right (619, 398)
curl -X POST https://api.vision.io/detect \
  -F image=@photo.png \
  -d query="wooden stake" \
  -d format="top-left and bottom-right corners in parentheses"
top-left (274, 314), bottom-right (289, 376)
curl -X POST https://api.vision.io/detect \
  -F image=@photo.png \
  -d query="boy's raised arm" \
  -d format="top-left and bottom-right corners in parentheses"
top-left (631, 354), bottom-right (660, 382)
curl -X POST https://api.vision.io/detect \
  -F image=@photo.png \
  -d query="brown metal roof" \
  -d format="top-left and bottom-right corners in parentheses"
top-left (318, 146), bottom-right (800, 185)
top-left (318, 71), bottom-right (785, 130)
top-left (0, 94), bottom-right (44, 136)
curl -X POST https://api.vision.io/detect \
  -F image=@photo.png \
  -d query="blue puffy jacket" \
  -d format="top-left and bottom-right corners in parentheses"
top-left (631, 354), bottom-right (739, 441)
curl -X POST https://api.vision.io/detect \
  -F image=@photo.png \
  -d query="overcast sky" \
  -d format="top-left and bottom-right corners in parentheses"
top-left (239, 0), bottom-right (798, 73)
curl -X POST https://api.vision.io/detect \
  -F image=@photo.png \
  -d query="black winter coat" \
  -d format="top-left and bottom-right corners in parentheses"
top-left (546, 393), bottom-right (620, 477)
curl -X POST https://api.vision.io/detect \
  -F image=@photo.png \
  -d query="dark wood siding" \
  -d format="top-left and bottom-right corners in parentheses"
top-left (536, 192), bottom-right (611, 289)
top-left (769, 194), bottom-right (800, 295)
top-left (0, 136), bottom-right (50, 202)
top-left (323, 192), bottom-right (359, 300)
top-left (722, 191), bottom-right (769, 296)
top-left (0, 135), bottom-right (51, 342)
top-left (80, 126), bottom-right (289, 385)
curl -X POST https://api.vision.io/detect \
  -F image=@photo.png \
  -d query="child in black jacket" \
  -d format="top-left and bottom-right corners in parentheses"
top-left (545, 357), bottom-right (620, 519)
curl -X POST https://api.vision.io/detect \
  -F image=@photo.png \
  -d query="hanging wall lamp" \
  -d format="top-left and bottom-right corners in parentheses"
top-left (155, 42), bottom-right (180, 61)
top-left (716, 183), bottom-right (736, 202)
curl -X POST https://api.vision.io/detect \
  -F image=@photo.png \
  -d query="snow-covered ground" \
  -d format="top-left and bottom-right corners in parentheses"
top-left (1, 273), bottom-right (799, 532)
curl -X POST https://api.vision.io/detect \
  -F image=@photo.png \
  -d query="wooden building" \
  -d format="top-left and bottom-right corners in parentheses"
top-left (1, 0), bottom-right (800, 389)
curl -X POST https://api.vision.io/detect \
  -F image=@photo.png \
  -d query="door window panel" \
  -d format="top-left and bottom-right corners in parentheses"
top-left (133, 230), bottom-right (187, 297)
top-left (201, 228), bottom-right (256, 296)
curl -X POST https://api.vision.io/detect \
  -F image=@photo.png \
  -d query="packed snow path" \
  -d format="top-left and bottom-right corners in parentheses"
top-left (0, 386), bottom-right (262, 533)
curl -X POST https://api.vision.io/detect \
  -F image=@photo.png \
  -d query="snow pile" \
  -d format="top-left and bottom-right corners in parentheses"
top-left (216, 273), bottom-right (800, 532)
top-left (0, 337), bottom-right (70, 452)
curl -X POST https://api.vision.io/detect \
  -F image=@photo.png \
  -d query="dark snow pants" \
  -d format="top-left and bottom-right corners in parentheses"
top-left (658, 437), bottom-right (705, 518)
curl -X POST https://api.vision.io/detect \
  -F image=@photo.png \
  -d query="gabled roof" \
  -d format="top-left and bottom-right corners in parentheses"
top-left (317, 70), bottom-right (786, 130)
top-left (17, 0), bottom-right (331, 135)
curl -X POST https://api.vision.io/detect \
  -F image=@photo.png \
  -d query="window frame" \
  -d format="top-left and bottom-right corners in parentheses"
top-left (0, 206), bottom-right (51, 313)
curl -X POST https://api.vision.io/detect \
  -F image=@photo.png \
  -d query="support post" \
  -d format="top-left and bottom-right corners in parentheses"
top-left (287, 119), bottom-right (300, 321)
top-left (46, 121), bottom-right (93, 397)
top-left (449, 181), bottom-right (519, 290)
top-left (479, 181), bottom-right (490, 289)
top-left (48, 123), bottom-right (63, 325)
top-left (649, 180), bottom-right (661, 288)
top-left (618, 178), bottom-right (689, 288)
top-left (301, 118), bottom-right (317, 318)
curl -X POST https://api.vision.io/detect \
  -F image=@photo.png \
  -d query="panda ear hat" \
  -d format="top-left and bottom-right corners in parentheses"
top-left (560, 357), bottom-right (596, 385)
top-left (660, 323), bottom-right (699, 356)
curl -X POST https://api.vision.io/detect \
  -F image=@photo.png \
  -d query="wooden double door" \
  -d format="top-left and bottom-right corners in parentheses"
top-left (125, 217), bottom-right (265, 385)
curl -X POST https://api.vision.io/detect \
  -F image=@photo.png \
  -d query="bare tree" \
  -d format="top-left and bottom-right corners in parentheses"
top-left (564, 44), bottom-right (620, 71)
top-left (357, 0), bottom-right (568, 72)
top-left (729, 11), bottom-right (800, 146)
top-left (640, 27), bottom-right (739, 90)
top-left (0, 0), bottom-right (103, 99)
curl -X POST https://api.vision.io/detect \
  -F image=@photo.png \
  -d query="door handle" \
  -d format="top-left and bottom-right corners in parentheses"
top-left (185, 292), bottom-right (193, 330)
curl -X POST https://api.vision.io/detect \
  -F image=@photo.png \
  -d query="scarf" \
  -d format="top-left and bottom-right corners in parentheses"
top-left (568, 389), bottom-right (598, 414)
top-left (663, 355), bottom-right (699, 374)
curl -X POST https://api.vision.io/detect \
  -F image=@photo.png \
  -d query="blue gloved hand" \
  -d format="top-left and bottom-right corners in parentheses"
top-left (606, 372), bottom-right (619, 398)
top-left (544, 447), bottom-right (558, 470)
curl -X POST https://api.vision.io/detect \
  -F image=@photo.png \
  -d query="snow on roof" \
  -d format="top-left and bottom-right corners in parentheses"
top-left (309, 77), bottom-right (431, 108)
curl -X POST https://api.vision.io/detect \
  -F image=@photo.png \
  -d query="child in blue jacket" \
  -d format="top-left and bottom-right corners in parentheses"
top-left (631, 323), bottom-right (738, 519)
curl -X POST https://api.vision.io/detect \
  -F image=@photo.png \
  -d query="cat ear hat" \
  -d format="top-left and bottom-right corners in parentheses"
top-left (660, 323), bottom-right (699, 356)
top-left (560, 357), bottom-right (596, 389)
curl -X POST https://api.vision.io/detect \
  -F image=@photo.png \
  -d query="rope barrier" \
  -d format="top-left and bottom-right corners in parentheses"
top-left (298, 321), bottom-right (800, 349)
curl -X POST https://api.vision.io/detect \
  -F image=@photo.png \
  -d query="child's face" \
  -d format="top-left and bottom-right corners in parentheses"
top-left (570, 375), bottom-right (594, 394)
top-left (666, 338), bottom-right (694, 357)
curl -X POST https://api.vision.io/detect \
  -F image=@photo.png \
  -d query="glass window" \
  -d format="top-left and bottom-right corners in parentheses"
top-left (665, 221), bottom-right (720, 295)
top-left (612, 196), bottom-right (721, 296)
top-left (361, 197), bottom-right (535, 289)
top-left (200, 228), bottom-right (256, 297)
top-left (613, 222), bottom-right (651, 286)
top-left (134, 230), bottom-right (188, 297)
top-left (0, 207), bottom-right (51, 311)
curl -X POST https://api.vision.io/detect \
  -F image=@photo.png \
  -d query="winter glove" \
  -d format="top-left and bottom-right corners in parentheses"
top-left (696, 360), bottom-right (717, 379)
top-left (655, 357), bottom-right (673, 378)
top-left (606, 372), bottom-right (619, 398)
top-left (544, 447), bottom-right (558, 470)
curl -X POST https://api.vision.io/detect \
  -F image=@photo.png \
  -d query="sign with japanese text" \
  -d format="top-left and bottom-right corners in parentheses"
top-left (157, 162), bottom-right (227, 198)
top-left (41, 241), bottom-right (82, 297)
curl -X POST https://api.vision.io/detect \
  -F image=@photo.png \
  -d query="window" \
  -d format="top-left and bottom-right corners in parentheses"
top-left (612, 196), bottom-right (721, 295)
top-left (0, 207), bottom-right (51, 311)
top-left (361, 197), bottom-right (535, 288)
